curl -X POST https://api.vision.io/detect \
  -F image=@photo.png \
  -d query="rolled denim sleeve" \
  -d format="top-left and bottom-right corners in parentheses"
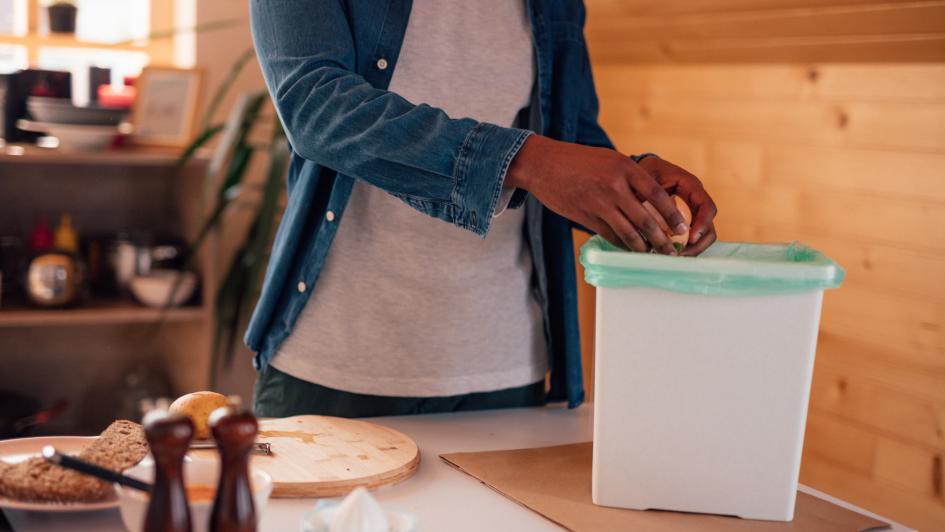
top-left (250, 0), bottom-right (528, 236)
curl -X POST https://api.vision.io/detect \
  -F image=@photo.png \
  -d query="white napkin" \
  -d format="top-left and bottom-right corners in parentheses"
top-left (301, 487), bottom-right (417, 532)
top-left (329, 487), bottom-right (389, 532)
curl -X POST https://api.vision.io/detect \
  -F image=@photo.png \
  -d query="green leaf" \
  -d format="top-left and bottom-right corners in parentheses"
top-left (199, 93), bottom-right (261, 217)
top-left (188, 92), bottom-right (268, 262)
top-left (177, 147), bottom-right (256, 284)
top-left (181, 145), bottom-right (255, 268)
top-left (217, 145), bottom-right (255, 202)
top-left (214, 92), bottom-right (267, 201)
top-left (199, 49), bottom-right (257, 132)
top-left (175, 123), bottom-right (224, 172)
top-left (210, 252), bottom-right (250, 386)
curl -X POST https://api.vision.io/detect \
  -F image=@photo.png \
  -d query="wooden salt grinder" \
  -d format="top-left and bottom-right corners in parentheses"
top-left (209, 406), bottom-right (258, 532)
top-left (143, 412), bottom-right (195, 532)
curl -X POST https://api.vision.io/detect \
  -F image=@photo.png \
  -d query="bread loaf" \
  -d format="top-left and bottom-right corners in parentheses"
top-left (0, 420), bottom-right (148, 503)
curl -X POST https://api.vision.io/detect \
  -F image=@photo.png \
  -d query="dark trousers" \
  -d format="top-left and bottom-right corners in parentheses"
top-left (253, 364), bottom-right (547, 418)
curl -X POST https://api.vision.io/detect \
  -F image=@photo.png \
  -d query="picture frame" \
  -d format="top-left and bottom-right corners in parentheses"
top-left (130, 67), bottom-right (202, 148)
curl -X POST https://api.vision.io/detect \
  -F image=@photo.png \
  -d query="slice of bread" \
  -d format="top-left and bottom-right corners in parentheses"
top-left (0, 420), bottom-right (149, 503)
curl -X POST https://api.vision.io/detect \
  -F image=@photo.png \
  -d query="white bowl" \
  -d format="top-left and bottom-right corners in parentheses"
top-left (117, 458), bottom-right (272, 532)
top-left (16, 118), bottom-right (132, 151)
top-left (129, 270), bottom-right (198, 308)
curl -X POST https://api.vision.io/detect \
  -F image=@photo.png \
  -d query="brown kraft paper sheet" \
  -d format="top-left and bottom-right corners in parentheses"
top-left (440, 442), bottom-right (889, 532)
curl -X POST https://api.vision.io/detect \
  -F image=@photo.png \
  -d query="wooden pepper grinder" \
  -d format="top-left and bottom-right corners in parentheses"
top-left (209, 398), bottom-right (258, 532)
top-left (143, 408), bottom-right (195, 532)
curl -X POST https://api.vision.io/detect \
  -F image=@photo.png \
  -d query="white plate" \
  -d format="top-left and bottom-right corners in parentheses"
top-left (16, 119), bottom-right (133, 151)
top-left (0, 436), bottom-right (120, 512)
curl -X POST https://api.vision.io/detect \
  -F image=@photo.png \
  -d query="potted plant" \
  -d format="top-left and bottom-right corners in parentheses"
top-left (47, 1), bottom-right (78, 34)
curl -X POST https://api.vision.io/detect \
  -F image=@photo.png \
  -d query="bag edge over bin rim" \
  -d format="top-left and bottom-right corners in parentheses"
top-left (579, 236), bottom-right (845, 296)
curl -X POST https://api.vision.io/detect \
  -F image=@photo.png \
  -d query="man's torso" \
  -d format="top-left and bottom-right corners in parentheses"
top-left (271, 0), bottom-right (547, 397)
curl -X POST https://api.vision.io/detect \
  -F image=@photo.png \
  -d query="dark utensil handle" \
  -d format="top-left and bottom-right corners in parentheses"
top-left (42, 446), bottom-right (152, 493)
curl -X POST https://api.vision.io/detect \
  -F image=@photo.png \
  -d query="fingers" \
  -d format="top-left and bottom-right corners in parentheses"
top-left (638, 157), bottom-right (715, 244)
top-left (628, 164), bottom-right (688, 236)
top-left (641, 200), bottom-right (673, 235)
top-left (598, 214), bottom-right (649, 253)
top-left (617, 196), bottom-right (678, 256)
top-left (685, 187), bottom-right (718, 245)
top-left (555, 150), bottom-right (715, 257)
top-left (681, 224), bottom-right (717, 257)
top-left (592, 220), bottom-right (637, 253)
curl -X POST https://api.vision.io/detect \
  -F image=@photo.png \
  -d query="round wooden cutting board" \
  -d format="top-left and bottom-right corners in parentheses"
top-left (241, 416), bottom-right (419, 498)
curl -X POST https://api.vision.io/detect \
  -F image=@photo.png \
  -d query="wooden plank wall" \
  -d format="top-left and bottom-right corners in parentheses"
top-left (581, 1), bottom-right (945, 530)
top-left (585, 0), bottom-right (945, 62)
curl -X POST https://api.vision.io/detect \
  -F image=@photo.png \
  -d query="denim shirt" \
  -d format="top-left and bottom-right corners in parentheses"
top-left (247, 0), bottom-right (631, 408)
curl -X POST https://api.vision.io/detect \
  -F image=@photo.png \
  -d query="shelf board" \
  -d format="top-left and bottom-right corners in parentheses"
top-left (0, 34), bottom-right (148, 53)
top-left (0, 143), bottom-right (210, 167)
top-left (0, 298), bottom-right (208, 327)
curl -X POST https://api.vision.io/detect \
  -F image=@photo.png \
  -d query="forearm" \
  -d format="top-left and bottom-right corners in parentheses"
top-left (251, 0), bottom-right (530, 235)
top-left (505, 134), bottom-right (550, 191)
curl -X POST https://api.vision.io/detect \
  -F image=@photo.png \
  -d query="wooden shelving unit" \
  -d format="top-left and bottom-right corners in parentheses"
top-left (0, 147), bottom-right (216, 434)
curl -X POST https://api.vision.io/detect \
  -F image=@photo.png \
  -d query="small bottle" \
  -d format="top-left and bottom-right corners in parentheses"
top-left (144, 408), bottom-right (194, 532)
top-left (29, 216), bottom-right (54, 250)
top-left (54, 213), bottom-right (78, 254)
top-left (209, 399), bottom-right (258, 532)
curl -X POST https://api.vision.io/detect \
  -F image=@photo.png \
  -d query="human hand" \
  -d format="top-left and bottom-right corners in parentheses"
top-left (637, 156), bottom-right (718, 256)
top-left (505, 135), bottom-right (689, 255)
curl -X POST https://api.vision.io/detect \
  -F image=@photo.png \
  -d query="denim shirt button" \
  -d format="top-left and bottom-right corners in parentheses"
top-left (326, 210), bottom-right (335, 222)
top-left (297, 281), bottom-right (306, 293)
top-left (376, 58), bottom-right (389, 70)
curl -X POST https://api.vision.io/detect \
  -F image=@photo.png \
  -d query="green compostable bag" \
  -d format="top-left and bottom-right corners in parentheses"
top-left (579, 236), bottom-right (845, 296)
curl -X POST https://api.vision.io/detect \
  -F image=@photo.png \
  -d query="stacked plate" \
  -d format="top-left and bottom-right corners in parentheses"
top-left (20, 97), bottom-right (132, 151)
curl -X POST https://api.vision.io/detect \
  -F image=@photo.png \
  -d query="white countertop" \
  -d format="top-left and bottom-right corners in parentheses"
top-left (3, 405), bottom-right (912, 531)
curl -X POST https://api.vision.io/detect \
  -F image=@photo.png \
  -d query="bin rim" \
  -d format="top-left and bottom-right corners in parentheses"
top-left (580, 236), bottom-right (845, 294)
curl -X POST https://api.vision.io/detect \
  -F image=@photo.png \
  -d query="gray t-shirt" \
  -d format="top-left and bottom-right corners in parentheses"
top-left (271, 0), bottom-right (546, 397)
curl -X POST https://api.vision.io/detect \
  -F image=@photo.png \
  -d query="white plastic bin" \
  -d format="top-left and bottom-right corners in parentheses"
top-left (580, 237), bottom-right (844, 522)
